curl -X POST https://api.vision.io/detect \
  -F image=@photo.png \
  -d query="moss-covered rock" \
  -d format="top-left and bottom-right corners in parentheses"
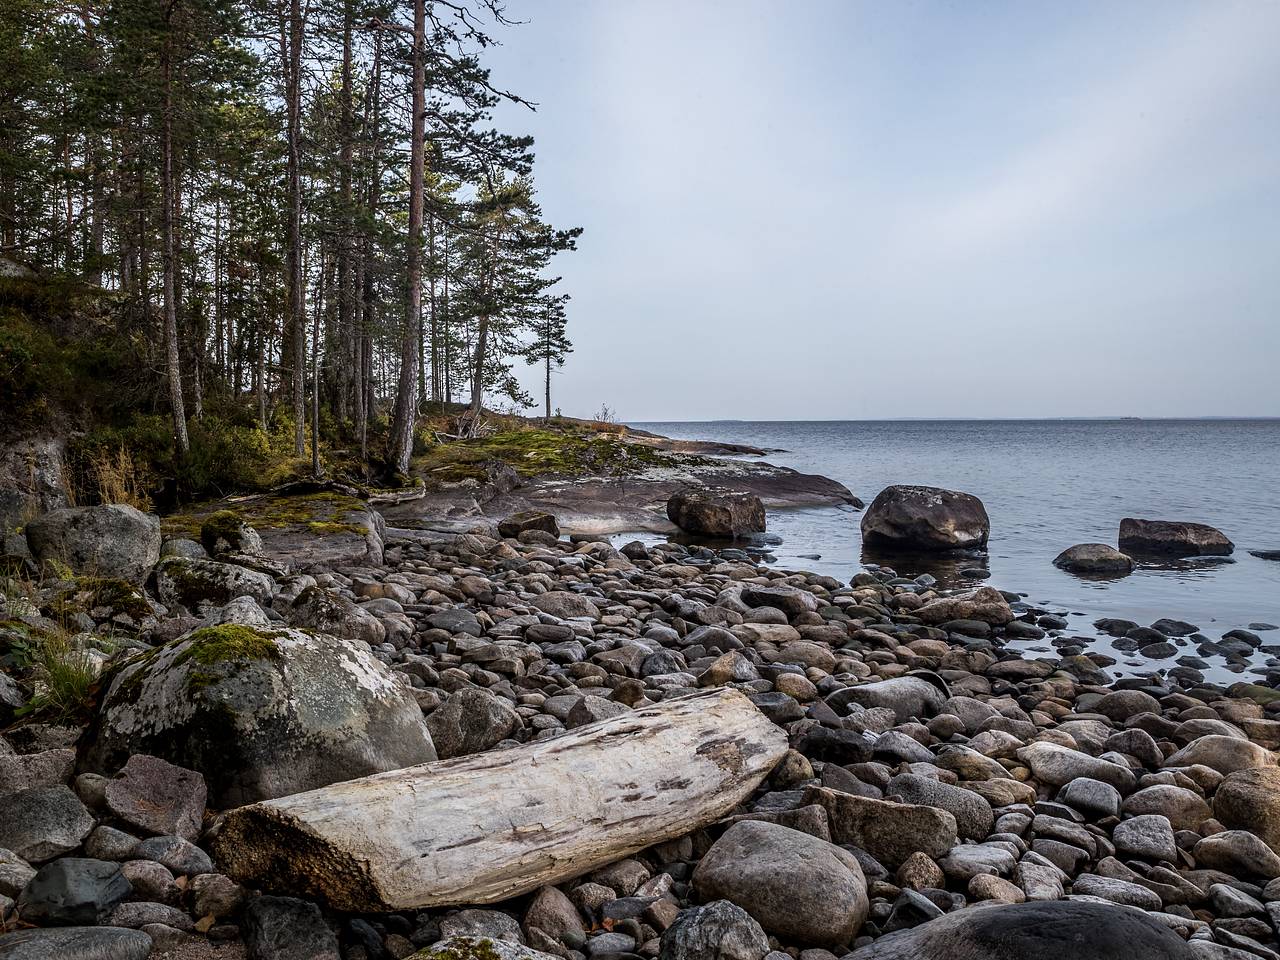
top-left (154, 557), bottom-right (275, 613)
top-left (199, 511), bottom-right (264, 556)
top-left (81, 616), bottom-right (436, 806)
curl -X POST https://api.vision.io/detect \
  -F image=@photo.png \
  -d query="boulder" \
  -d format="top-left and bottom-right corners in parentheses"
top-left (1016, 742), bottom-right (1136, 793)
top-left (24, 504), bottom-right (161, 584)
top-left (739, 584), bottom-right (819, 618)
top-left (827, 674), bottom-right (949, 724)
top-left (16, 858), bottom-right (132, 926)
top-left (81, 618), bottom-right (436, 807)
top-left (498, 511), bottom-right (560, 540)
top-left (153, 557), bottom-right (275, 613)
top-left (845, 899), bottom-right (1196, 960)
top-left (667, 490), bottom-right (766, 538)
top-left (1214, 767), bottom-right (1280, 854)
top-left (887, 773), bottom-right (993, 840)
top-left (659, 900), bottom-right (770, 960)
top-left (288, 585), bottom-right (385, 646)
top-left (1164, 735), bottom-right (1275, 775)
top-left (103, 755), bottom-right (206, 842)
top-left (427, 688), bottom-right (520, 759)
top-left (415, 940), bottom-right (561, 960)
top-left (532, 591), bottom-right (600, 620)
top-left (242, 895), bottom-right (340, 960)
top-left (803, 786), bottom-right (957, 868)
top-left (0, 785), bottom-right (94, 863)
top-left (1119, 518), bottom-right (1233, 557)
top-left (1053, 543), bottom-right (1134, 574)
top-left (1193, 830), bottom-right (1280, 879)
top-left (692, 820), bottom-right (868, 947)
top-left (0, 927), bottom-right (153, 960)
top-left (915, 588), bottom-right (1014, 627)
top-left (199, 511), bottom-right (264, 556)
top-left (860, 485), bottom-right (989, 552)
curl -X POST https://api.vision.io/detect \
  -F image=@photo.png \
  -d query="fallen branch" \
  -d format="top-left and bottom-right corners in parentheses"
top-left (213, 688), bottom-right (787, 911)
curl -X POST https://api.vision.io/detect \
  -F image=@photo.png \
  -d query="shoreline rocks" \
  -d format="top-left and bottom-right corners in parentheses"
top-left (5, 496), bottom-right (1280, 960)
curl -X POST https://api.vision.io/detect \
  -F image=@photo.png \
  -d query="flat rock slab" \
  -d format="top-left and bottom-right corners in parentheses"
top-left (105, 754), bottom-right (207, 841)
top-left (0, 926), bottom-right (152, 960)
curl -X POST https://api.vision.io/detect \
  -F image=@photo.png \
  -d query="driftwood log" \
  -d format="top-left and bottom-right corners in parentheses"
top-left (213, 687), bottom-right (787, 911)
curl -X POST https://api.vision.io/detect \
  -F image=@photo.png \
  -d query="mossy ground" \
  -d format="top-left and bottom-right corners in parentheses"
top-left (411, 425), bottom-right (696, 486)
top-left (163, 492), bottom-right (367, 542)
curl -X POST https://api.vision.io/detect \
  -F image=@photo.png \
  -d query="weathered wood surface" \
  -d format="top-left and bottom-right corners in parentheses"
top-left (213, 687), bottom-right (787, 911)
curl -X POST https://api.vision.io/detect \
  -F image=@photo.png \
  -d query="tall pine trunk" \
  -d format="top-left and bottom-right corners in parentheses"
top-left (387, 0), bottom-right (425, 477)
top-left (161, 19), bottom-right (189, 457)
top-left (284, 0), bottom-right (306, 455)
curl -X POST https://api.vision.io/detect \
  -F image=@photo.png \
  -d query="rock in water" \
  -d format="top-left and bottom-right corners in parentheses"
top-left (498, 510), bottom-right (561, 539)
top-left (81, 620), bottom-right (435, 806)
top-left (659, 901), bottom-right (770, 960)
top-left (24, 504), bottom-right (161, 584)
top-left (692, 820), bottom-right (868, 947)
top-left (667, 490), bottom-right (766, 537)
top-left (1118, 518), bottom-right (1233, 557)
top-left (0, 927), bottom-right (153, 960)
top-left (846, 899), bottom-right (1196, 960)
top-left (860, 485), bottom-right (989, 551)
top-left (1053, 543), bottom-right (1134, 574)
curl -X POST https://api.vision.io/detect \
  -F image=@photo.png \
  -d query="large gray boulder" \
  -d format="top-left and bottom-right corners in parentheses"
top-left (24, 504), bottom-right (160, 584)
top-left (81, 608), bottom-right (435, 806)
top-left (667, 490), bottom-right (765, 538)
top-left (692, 820), bottom-right (867, 947)
top-left (847, 900), bottom-right (1196, 960)
top-left (1119, 518), bottom-right (1233, 557)
top-left (861, 485), bottom-right (989, 551)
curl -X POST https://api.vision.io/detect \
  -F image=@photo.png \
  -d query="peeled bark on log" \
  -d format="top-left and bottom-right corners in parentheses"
top-left (213, 688), bottom-right (787, 911)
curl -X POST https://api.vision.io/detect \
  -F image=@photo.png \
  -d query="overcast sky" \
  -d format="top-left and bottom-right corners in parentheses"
top-left (485, 0), bottom-right (1280, 421)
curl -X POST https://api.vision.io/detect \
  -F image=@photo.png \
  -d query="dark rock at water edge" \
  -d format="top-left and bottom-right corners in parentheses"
top-left (667, 490), bottom-right (766, 538)
top-left (861, 485), bottom-right (989, 552)
top-left (498, 510), bottom-right (561, 539)
top-left (1119, 517), bottom-right (1233, 557)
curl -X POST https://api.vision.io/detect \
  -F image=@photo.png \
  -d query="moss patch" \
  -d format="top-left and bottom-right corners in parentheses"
top-left (410, 938), bottom-right (506, 960)
top-left (51, 577), bottom-right (151, 621)
top-left (177, 624), bottom-right (281, 667)
top-left (163, 492), bottom-right (367, 542)
top-left (411, 427), bottom-right (700, 486)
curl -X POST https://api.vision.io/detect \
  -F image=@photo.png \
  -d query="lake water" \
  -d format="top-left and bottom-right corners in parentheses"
top-left (626, 419), bottom-right (1280, 683)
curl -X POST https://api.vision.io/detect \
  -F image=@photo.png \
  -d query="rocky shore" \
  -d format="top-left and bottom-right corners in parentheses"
top-left (3, 491), bottom-right (1280, 960)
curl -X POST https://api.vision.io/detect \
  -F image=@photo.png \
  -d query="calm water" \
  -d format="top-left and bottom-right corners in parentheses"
top-left (627, 420), bottom-right (1280, 682)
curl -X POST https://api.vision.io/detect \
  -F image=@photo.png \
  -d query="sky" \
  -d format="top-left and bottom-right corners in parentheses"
top-left (483, 0), bottom-right (1280, 421)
